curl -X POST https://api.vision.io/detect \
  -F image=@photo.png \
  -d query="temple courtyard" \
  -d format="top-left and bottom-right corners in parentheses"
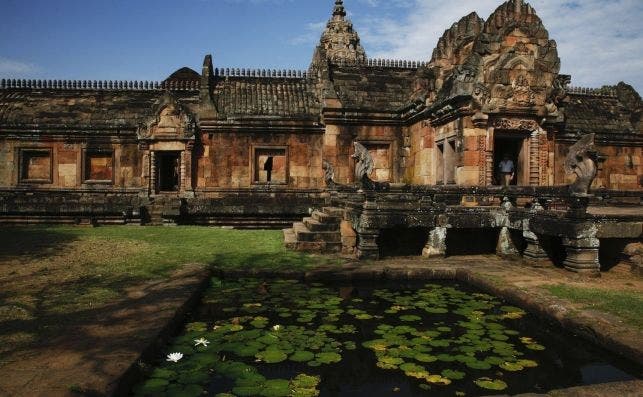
top-left (0, 225), bottom-right (640, 396)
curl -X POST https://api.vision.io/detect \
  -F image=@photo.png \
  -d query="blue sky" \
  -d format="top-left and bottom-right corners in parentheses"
top-left (1, 0), bottom-right (642, 92)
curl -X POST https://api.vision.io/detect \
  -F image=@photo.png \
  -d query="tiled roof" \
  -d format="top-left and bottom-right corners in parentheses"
top-left (564, 93), bottom-right (641, 135)
top-left (212, 77), bottom-right (320, 119)
top-left (330, 65), bottom-right (417, 112)
top-left (0, 90), bottom-right (197, 130)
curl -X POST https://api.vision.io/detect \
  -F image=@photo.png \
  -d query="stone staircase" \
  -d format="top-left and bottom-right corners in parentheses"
top-left (147, 196), bottom-right (181, 226)
top-left (283, 207), bottom-right (344, 253)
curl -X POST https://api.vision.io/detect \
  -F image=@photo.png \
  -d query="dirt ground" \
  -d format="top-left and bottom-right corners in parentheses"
top-left (1, 242), bottom-right (642, 396)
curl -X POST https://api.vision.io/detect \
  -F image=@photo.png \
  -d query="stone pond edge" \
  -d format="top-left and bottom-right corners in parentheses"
top-left (114, 264), bottom-right (643, 396)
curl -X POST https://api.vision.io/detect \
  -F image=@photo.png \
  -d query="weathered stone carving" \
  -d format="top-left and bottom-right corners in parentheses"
top-left (352, 142), bottom-right (373, 189)
top-left (493, 118), bottom-right (539, 131)
top-left (322, 160), bottom-right (336, 188)
top-left (317, 0), bottom-right (366, 64)
top-left (564, 133), bottom-right (599, 196)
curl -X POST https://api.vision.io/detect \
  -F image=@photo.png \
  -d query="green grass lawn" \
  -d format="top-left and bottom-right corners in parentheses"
top-left (0, 225), bottom-right (341, 354)
top-left (543, 284), bottom-right (643, 329)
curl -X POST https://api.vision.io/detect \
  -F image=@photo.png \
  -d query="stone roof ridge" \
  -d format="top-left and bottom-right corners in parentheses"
top-left (213, 68), bottom-right (309, 79)
top-left (0, 78), bottom-right (200, 91)
top-left (332, 58), bottom-right (428, 69)
top-left (567, 86), bottom-right (618, 97)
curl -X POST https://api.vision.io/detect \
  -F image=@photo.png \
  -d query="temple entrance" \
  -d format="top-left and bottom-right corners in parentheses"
top-left (156, 152), bottom-right (180, 192)
top-left (493, 134), bottom-right (528, 186)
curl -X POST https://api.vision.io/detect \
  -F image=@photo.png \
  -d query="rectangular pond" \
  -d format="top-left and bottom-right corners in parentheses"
top-left (131, 278), bottom-right (640, 396)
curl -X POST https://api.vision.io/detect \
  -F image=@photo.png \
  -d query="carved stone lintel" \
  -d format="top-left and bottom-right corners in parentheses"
top-left (493, 118), bottom-right (539, 131)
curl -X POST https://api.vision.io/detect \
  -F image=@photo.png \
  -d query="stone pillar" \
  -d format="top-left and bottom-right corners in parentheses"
top-left (562, 236), bottom-right (600, 276)
top-left (497, 226), bottom-right (519, 258)
top-left (423, 226), bottom-right (447, 258)
top-left (356, 229), bottom-right (380, 260)
top-left (149, 151), bottom-right (157, 194)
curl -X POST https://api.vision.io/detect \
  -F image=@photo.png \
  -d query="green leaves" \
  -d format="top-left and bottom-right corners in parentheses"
top-left (135, 278), bottom-right (547, 396)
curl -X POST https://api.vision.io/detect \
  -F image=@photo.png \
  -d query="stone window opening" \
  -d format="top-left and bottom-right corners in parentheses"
top-left (83, 150), bottom-right (114, 183)
top-left (253, 147), bottom-right (287, 185)
top-left (19, 148), bottom-right (52, 183)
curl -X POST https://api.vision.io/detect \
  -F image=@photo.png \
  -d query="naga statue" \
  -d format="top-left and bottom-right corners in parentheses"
top-left (351, 142), bottom-right (389, 191)
top-left (322, 160), bottom-right (336, 188)
top-left (564, 133), bottom-right (599, 196)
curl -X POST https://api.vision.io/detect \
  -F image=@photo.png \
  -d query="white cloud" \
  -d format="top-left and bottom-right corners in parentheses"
top-left (352, 0), bottom-right (643, 92)
top-left (0, 58), bottom-right (40, 78)
top-left (289, 21), bottom-right (326, 46)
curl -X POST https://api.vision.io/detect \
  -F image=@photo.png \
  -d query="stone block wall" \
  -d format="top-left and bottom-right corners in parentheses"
top-left (0, 139), bottom-right (143, 190)
top-left (554, 142), bottom-right (643, 190)
top-left (196, 132), bottom-right (324, 189)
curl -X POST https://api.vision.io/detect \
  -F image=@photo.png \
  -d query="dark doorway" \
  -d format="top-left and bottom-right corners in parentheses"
top-left (446, 228), bottom-right (499, 256)
top-left (493, 134), bottom-right (526, 186)
top-left (157, 152), bottom-right (180, 192)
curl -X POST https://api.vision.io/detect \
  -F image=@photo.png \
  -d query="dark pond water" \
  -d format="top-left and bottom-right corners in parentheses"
top-left (132, 278), bottom-right (640, 397)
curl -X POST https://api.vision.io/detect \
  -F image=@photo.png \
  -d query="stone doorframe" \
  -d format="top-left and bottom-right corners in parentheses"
top-left (488, 118), bottom-right (545, 186)
top-left (140, 139), bottom-right (195, 197)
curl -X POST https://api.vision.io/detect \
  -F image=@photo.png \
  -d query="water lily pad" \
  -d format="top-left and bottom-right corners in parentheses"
top-left (261, 379), bottom-right (291, 397)
top-left (315, 352), bottom-right (342, 364)
top-left (414, 353), bottom-right (437, 363)
top-left (426, 375), bottom-right (451, 385)
top-left (474, 377), bottom-right (508, 391)
top-left (399, 315), bottom-right (421, 322)
top-left (466, 360), bottom-right (492, 370)
top-left (499, 361), bottom-right (524, 371)
top-left (525, 343), bottom-right (545, 351)
top-left (256, 350), bottom-right (288, 363)
top-left (150, 368), bottom-right (176, 380)
top-left (250, 316), bottom-right (269, 328)
top-left (355, 313), bottom-right (374, 320)
top-left (289, 350), bottom-right (315, 363)
top-left (177, 370), bottom-right (210, 385)
top-left (137, 378), bottom-right (169, 394)
top-left (165, 384), bottom-right (204, 397)
top-left (441, 369), bottom-right (466, 380)
top-left (378, 355), bottom-right (404, 366)
top-left (185, 322), bottom-right (207, 332)
top-left (517, 359), bottom-right (538, 368)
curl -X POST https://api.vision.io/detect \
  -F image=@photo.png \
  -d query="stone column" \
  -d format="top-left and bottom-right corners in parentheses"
top-left (562, 236), bottom-right (600, 276)
top-left (522, 200), bottom-right (551, 265)
top-left (356, 192), bottom-right (380, 260)
top-left (149, 151), bottom-right (157, 195)
top-left (356, 229), bottom-right (380, 260)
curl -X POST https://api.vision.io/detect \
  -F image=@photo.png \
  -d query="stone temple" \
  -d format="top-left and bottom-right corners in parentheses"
top-left (0, 0), bottom-right (641, 272)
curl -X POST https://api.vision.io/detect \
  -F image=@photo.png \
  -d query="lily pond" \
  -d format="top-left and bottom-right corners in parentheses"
top-left (133, 278), bottom-right (638, 396)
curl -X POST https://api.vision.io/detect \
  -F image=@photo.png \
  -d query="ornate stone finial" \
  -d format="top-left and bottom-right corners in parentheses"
top-left (564, 133), bottom-right (599, 196)
top-left (333, 0), bottom-right (346, 19)
top-left (317, 0), bottom-right (367, 63)
top-left (322, 160), bottom-right (336, 188)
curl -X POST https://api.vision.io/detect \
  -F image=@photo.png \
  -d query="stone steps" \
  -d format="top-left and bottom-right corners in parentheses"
top-left (283, 206), bottom-right (344, 253)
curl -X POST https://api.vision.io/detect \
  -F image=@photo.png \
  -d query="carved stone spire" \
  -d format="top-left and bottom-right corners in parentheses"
top-left (318, 0), bottom-right (367, 63)
top-left (332, 0), bottom-right (346, 20)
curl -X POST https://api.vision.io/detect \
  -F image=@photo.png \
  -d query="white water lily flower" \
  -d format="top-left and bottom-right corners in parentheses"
top-left (166, 352), bottom-right (183, 362)
top-left (272, 324), bottom-right (282, 331)
top-left (194, 338), bottom-right (210, 347)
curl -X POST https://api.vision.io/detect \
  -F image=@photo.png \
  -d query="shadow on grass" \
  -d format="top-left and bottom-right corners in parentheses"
top-left (0, 226), bottom-right (79, 261)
